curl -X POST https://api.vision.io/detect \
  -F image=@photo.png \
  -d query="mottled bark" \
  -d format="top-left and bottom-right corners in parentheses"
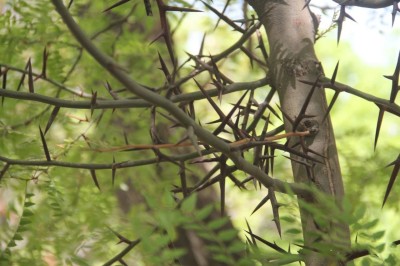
top-left (248, 1), bottom-right (351, 265)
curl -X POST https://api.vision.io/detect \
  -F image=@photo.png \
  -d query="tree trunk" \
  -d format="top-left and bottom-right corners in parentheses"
top-left (247, 1), bottom-right (351, 265)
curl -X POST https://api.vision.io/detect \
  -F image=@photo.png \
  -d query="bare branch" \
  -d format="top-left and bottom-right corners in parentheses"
top-left (332, 0), bottom-right (394, 8)
top-left (0, 77), bottom-right (268, 109)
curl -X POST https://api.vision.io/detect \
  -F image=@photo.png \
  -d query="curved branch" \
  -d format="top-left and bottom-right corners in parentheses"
top-left (0, 150), bottom-right (311, 197)
top-left (0, 77), bottom-right (268, 109)
top-left (332, 0), bottom-right (394, 8)
top-left (0, 63), bottom-right (94, 98)
top-left (320, 78), bottom-right (400, 116)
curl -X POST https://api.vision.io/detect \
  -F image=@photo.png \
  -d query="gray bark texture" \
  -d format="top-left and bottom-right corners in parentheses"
top-left (248, 1), bottom-right (351, 265)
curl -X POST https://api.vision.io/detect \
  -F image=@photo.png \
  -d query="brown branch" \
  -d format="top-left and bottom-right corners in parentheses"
top-left (0, 77), bottom-right (268, 109)
top-left (320, 78), bottom-right (400, 116)
top-left (332, 0), bottom-right (394, 8)
top-left (0, 63), bottom-right (95, 98)
top-left (94, 131), bottom-right (311, 152)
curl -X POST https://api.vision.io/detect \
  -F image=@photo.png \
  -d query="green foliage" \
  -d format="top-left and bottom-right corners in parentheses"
top-left (0, 187), bottom-right (35, 264)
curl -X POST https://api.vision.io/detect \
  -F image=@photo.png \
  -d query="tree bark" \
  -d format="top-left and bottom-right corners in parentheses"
top-left (248, 1), bottom-right (351, 265)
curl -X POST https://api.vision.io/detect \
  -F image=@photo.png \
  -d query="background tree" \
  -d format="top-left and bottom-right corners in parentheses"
top-left (0, 0), bottom-right (399, 265)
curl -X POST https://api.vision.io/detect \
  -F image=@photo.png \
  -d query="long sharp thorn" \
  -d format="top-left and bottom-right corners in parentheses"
top-left (39, 126), bottom-right (51, 161)
top-left (297, 77), bottom-right (319, 119)
top-left (27, 58), bottom-right (34, 93)
top-left (0, 68), bottom-right (8, 89)
top-left (267, 105), bottom-right (281, 121)
top-left (384, 51), bottom-right (400, 102)
top-left (270, 148), bottom-right (275, 175)
top-left (194, 78), bottom-right (225, 120)
top-left (303, 0), bottom-right (312, 10)
top-left (103, 0), bottom-right (130, 12)
top-left (228, 173), bottom-right (245, 189)
top-left (1, 68), bottom-right (7, 106)
top-left (336, 5), bottom-right (346, 44)
top-left (245, 231), bottom-right (286, 253)
top-left (198, 33), bottom-right (206, 56)
top-left (164, 6), bottom-right (202, 13)
top-left (105, 81), bottom-right (118, 100)
top-left (323, 91), bottom-right (340, 122)
top-left (391, 2), bottom-right (400, 26)
top-left (158, 52), bottom-right (171, 82)
top-left (144, 0), bottom-right (153, 16)
top-left (256, 30), bottom-right (268, 61)
top-left (149, 31), bottom-right (164, 45)
top-left (67, 0), bottom-right (74, 9)
top-left (17, 60), bottom-right (29, 91)
top-left (251, 193), bottom-right (270, 215)
top-left (214, 90), bottom-right (249, 137)
top-left (382, 154), bottom-right (400, 207)
top-left (179, 161), bottom-right (188, 197)
top-left (219, 156), bottom-right (228, 216)
top-left (90, 169), bottom-right (101, 191)
top-left (374, 107), bottom-right (385, 150)
top-left (90, 91), bottom-right (97, 116)
top-left (44, 106), bottom-right (61, 135)
top-left (0, 163), bottom-right (10, 182)
top-left (42, 47), bottom-right (48, 78)
top-left (331, 61), bottom-right (340, 85)
top-left (201, 0), bottom-right (244, 33)
top-left (270, 191), bottom-right (282, 237)
top-left (123, 131), bottom-right (129, 145)
top-left (245, 219), bottom-right (257, 246)
top-left (219, 176), bottom-right (225, 216)
top-left (345, 12), bottom-right (356, 22)
top-left (210, 55), bottom-right (222, 83)
top-left (213, 0), bottom-right (230, 30)
top-left (112, 156), bottom-right (116, 187)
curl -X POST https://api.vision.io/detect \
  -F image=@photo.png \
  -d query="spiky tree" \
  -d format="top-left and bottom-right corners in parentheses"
top-left (0, 0), bottom-right (399, 265)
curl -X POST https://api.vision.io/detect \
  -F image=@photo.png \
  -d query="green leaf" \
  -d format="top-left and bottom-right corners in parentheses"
top-left (361, 257), bottom-right (371, 266)
top-left (181, 194), bottom-right (197, 213)
top-left (161, 248), bottom-right (186, 261)
top-left (25, 193), bottom-right (35, 198)
top-left (13, 234), bottom-right (23, 241)
top-left (280, 216), bottom-right (296, 223)
top-left (237, 257), bottom-right (255, 266)
top-left (206, 244), bottom-right (222, 253)
top-left (1, 248), bottom-right (11, 259)
top-left (213, 253), bottom-right (234, 264)
top-left (375, 243), bottom-right (385, 252)
top-left (194, 205), bottom-right (214, 220)
top-left (228, 242), bottom-right (245, 253)
top-left (22, 209), bottom-right (34, 217)
top-left (217, 229), bottom-right (238, 241)
top-left (207, 217), bottom-right (229, 230)
top-left (197, 231), bottom-right (216, 241)
top-left (19, 218), bottom-right (31, 226)
top-left (371, 230), bottom-right (385, 241)
top-left (285, 228), bottom-right (302, 235)
top-left (50, 203), bottom-right (61, 209)
top-left (384, 254), bottom-right (398, 265)
top-left (183, 223), bottom-right (203, 231)
top-left (7, 240), bottom-right (17, 248)
top-left (70, 256), bottom-right (90, 266)
top-left (24, 202), bottom-right (35, 207)
top-left (17, 226), bottom-right (28, 233)
top-left (353, 205), bottom-right (367, 221)
top-left (363, 219), bottom-right (379, 229)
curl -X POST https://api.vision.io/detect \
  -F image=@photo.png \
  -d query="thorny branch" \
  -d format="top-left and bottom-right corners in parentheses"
top-left (1, 0), bottom-right (399, 264)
